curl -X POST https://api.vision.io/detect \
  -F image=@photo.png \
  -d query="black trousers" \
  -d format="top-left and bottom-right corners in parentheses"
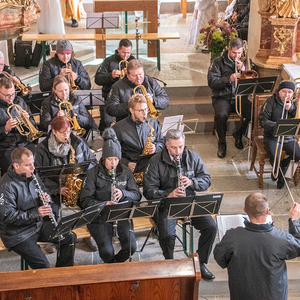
top-left (88, 220), bottom-right (136, 263)
top-left (10, 220), bottom-right (76, 269)
top-left (153, 210), bottom-right (217, 263)
top-left (0, 142), bottom-right (36, 175)
top-left (98, 104), bottom-right (114, 133)
top-left (213, 97), bottom-right (252, 145)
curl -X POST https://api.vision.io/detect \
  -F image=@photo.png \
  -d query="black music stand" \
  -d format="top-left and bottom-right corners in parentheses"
top-left (274, 119), bottom-right (300, 138)
top-left (133, 153), bottom-right (156, 174)
top-left (73, 90), bottom-right (105, 109)
top-left (102, 199), bottom-right (161, 261)
top-left (233, 76), bottom-right (278, 160)
top-left (52, 202), bottom-right (106, 239)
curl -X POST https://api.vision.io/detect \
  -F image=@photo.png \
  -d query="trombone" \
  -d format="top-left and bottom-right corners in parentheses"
top-left (65, 63), bottom-right (80, 91)
top-left (1, 71), bottom-right (32, 96)
top-left (119, 60), bottom-right (128, 79)
top-left (7, 104), bottom-right (43, 142)
top-left (58, 101), bottom-right (86, 137)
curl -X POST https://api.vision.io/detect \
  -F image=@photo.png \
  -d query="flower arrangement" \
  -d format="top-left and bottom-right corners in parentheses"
top-left (197, 19), bottom-right (238, 60)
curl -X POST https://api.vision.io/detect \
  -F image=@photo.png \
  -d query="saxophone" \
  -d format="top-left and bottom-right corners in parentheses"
top-left (134, 121), bottom-right (154, 185)
top-left (63, 143), bottom-right (82, 207)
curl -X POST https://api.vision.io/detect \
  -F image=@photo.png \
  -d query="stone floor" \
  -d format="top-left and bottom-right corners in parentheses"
top-left (2, 9), bottom-right (300, 300)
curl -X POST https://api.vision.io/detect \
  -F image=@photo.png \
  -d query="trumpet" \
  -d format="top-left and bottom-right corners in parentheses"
top-left (58, 101), bottom-right (86, 137)
top-left (119, 60), bottom-right (128, 79)
top-left (1, 71), bottom-right (32, 96)
top-left (133, 85), bottom-right (161, 119)
top-left (66, 63), bottom-right (80, 91)
top-left (7, 104), bottom-right (43, 142)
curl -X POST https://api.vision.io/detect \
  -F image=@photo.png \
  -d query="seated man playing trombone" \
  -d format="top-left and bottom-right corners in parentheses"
top-left (207, 37), bottom-right (254, 158)
top-left (259, 80), bottom-right (300, 189)
top-left (0, 77), bottom-right (38, 174)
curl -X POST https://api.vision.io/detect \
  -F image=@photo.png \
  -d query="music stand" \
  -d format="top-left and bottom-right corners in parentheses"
top-left (274, 119), bottom-right (300, 137)
top-left (233, 76), bottom-right (278, 160)
top-left (86, 12), bottom-right (119, 29)
top-left (133, 153), bottom-right (156, 174)
top-left (24, 91), bottom-right (51, 114)
top-left (52, 202), bottom-right (106, 239)
top-left (74, 90), bottom-right (105, 109)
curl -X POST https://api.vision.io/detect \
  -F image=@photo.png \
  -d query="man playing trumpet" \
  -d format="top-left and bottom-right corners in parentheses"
top-left (259, 81), bottom-right (300, 189)
top-left (39, 39), bottom-right (91, 92)
top-left (208, 37), bottom-right (253, 158)
top-left (0, 77), bottom-right (37, 174)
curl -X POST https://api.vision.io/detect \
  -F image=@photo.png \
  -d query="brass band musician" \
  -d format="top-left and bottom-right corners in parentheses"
top-left (0, 77), bottom-right (37, 174)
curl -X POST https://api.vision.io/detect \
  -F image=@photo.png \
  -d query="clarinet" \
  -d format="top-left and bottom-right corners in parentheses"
top-left (176, 155), bottom-right (186, 197)
top-left (110, 167), bottom-right (118, 203)
top-left (32, 173), bottom-right (58, 228)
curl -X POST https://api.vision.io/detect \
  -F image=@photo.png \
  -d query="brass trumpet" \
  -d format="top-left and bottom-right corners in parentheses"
top-left (133, 85), bottom-right (161, 119)
top-left (1, 71), bottom-right (32, 96)
top-left (7, 104), bottom-right (43, 142)
top-left (58, 101), bottom-right (86, 137)
top-left (66, 63), bottom-right (80, 91)
top-left (119, 60), bottom-right (128, 79)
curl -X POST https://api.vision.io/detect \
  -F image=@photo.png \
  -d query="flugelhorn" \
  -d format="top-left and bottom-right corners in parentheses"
top-left (66, 63), bottom-right (80, 91)
top-left (133, 85), bottom-right (161, 119)
top-left (119, 60), bottom-right (128, 79)
top-left (58, 101), bottom-right (86, 137)
top-left (7, 104), bottom-right (43, 142)
top-left (1, 71), bottom-right (32, 96)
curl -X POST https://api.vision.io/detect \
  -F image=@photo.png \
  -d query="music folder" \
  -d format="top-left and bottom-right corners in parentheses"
top-left (274, 118), bottom-right (300, 137)
top-left (133, 153), bottom-right (156, 174)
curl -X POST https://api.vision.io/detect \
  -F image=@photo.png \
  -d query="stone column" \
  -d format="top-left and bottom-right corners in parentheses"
top-left (256, 11), bottom-right (272, 57)
top-left (266, 17), bottom-right (299, 65)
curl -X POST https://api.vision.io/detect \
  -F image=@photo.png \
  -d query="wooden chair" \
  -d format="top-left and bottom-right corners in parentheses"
top-left (212, 112), bottom-right (243, 137)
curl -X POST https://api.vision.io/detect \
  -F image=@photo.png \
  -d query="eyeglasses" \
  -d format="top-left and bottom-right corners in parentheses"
top-left (134, 108), bottom-right (148, 114)
top-left (58, 130), bottom-right (71, 135)
top-left (0, 90), bottom-right (15, 100)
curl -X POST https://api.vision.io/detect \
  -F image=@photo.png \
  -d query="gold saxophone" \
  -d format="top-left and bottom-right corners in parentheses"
top-left (134, 121), bottom-right (154, 185)
top-left (133, 85), bottom-right (161, 119)
top-left (63, 143), bottom-right (82, 207)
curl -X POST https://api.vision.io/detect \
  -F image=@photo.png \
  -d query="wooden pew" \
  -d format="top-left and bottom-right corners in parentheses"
top-left (0, 254), bottom-right (201, 300)
top-left (22, 32), bottom-right (180, 70)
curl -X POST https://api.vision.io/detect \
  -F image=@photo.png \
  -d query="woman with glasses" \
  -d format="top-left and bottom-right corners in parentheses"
top-left (0, 77), bottom-right (37, 174)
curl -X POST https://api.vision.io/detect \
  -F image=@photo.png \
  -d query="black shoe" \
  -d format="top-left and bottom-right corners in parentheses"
top-left (71, 18), bottom-right (79, 27)
top-left (271, 173), bottom-right (277, 181)
top-left (217, 143), bottom-right (226, 158)
top-left (200, 263), bottom-right (215, 280)
top-left (83, 237), bottom-right (98, 252)
top-left (277, 174), bottom-right (285, 189)
top-left (233, 129), bottom-right (243, 149)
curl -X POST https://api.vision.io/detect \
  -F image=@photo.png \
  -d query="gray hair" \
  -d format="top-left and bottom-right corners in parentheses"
top-left (0, 51), bottom-right (4, 59)
top-left (165, 129), bottom-right (185, 142)
top-left (229, 38), bottom-right (243, 50)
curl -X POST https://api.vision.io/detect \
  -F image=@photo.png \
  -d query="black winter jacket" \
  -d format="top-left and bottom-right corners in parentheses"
top-left (0, 165), bottom-right (48, 248)
top-left (143, 147), bottom-right (211, 200)
top-left (79, 161), bottom-right (141, 222)
top-left (40, 92), bottom-right (97, 132)
top-left (34, 131), bottom-right (97, 195)
top-left (214, 219), bottom-right (300, 300)
top-left (259, 93), bottom-right (297, 140)
top-left (113, 116), bottom-right (164, 166)
top-left (0, 96), bottom-right (38, 149)
top-left (94, 50), bottom-right (135, 99)
top-left (39, 55), bottom-right (91, 92)
top-left (207, 49), bottom-right (246, 104)
top-left (106, 75), bottom-right (169, 122)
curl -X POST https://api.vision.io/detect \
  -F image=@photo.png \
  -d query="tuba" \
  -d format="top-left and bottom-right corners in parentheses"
top-left (63, 142), bottom-right (82, 207)
top-left (58, 101), bottom-right (86, 137)
top-left (134, 121), bottom-right (154, 185)
top-left (66, 63), bottom-right (80, 91)
top-left (133, 85), bottom-right (161, 119)
top-left (119, 60), bottom-right (128, 79)
top-left (7, 104), bottom-right (43, 142)
top-left (1, 71), bottom-right (32, 96)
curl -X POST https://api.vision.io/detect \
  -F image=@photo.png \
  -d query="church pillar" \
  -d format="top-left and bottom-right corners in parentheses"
top-left (266, 17), bottom-right (299, 65)
top-left (256, 11), bottom-right (272, 57)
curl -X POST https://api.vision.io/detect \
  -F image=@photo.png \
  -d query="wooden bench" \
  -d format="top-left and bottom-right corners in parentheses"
top-left (22, 32), bottom-right (180, 71)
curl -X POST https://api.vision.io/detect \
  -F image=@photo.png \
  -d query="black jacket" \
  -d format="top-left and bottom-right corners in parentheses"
top-left (0, 96), bottom-right (38, 149)
top-left (79, 161), bottom-right (141, 222)
top-left (112, 116), bottom-right (164, 166)
top-left (143, 147), bottom-right (211, 200)
top-left (0, 64), bottom-right (15, 77)
top-left (40, 92), bottom-right (97, 132)
top-left (94, 50), bottom-right (135, 99)
top-left (214, 219), bottom-right (300, 300)
top-left (0, 165), bottom-right (48, 248)
top-left (259, 93), bottom-right (297, 140)
top-left (34, 131), bottom-right (97, 195)
top-left (39, 55), bottom-right (91, 92)
top-left (207, 49), bottom-right (246, 104)
top-left (106, 75), bottom-right (169, 122)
